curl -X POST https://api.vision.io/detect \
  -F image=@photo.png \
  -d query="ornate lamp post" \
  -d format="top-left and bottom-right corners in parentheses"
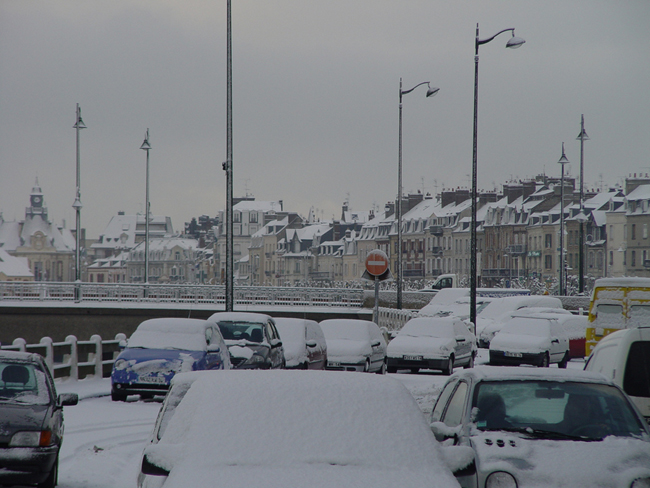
top-left (140, 129), bottom-right (152, 284)
top-left (397, 78), bottom-right (439, 309)
top-left (470, 24), bottom-right (525, 332)
top-left (72, 104), bottom-right (86, 285)
top-left (558, 143), bottom-right (570, 296)
top-left (223, 0), bottom-right (234, 311)
top-left (576, 115), bottom-right (590, 293)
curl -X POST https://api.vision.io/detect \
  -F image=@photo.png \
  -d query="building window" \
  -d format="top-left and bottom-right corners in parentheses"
top-left (644, 224), bottom-right (648, 239)
top-left (631, 250), bottom-right (636, 267)
top-left (545, 255), bottom-right (552, 270)
top-left (545, 234), bottom-right (552, 248)
top-left (632, 224), bottom-right (636, 240)
top-left (610, 251), bottom-right (614, 266)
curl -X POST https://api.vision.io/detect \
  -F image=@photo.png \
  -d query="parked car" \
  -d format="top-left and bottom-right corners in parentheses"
top-left (478, 306), bottom-right (570, 348)
top-left (274, 317), bottom-right (327, 369)
top-left (585, 323), bottom-right (650, 422)
top-left (0, 350), bottom-right (78, 488)
top-left (489, 314), bottom-right (570, 368)
top-left (430, 366), bottom-right (650, 488)
top-left (138, 370), bottom-right (460, 488)
top-left (320, 319), bottom-right (387, 373)
top-left (110, 318), bottom-right (230, 401)
top-left (207, 312), bottom-right (285, 369)
top-left (386, 317), bottom-right (476, 375)
top-left (475, 295), bottom-right (563, 347)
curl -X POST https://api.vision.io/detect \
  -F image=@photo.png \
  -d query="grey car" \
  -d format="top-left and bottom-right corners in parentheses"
top-left (0, 350), bottom-right (78, 488)
top-left (430, 366), bottom-right (650, 487)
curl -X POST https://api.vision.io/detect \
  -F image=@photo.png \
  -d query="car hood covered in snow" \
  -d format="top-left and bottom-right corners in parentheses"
top-left (387, 335), bottom-right (454, 358)
top-left (114, 348), bottom-right (204, 375)
top-left (490, 333), bottom-right (549, 354)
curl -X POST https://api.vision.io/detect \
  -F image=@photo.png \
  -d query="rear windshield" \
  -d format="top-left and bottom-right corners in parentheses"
top-left (217, 321), bottom-right (266, 343)
top-left (0, 361), bottom-right (51, 405)
top-left (624, 341), bottom-right (650, 398)
top-left (501, 318), bottom-right (550, 337)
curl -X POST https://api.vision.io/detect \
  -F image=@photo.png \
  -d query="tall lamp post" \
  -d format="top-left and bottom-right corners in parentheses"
top-left (557, 143), bottom-right (569, 296)
top-left (223, 0), bottom-right (234, 312)
top-left (140, 129), bottom-right (151, 284)
top-left (72, 104), bottom-right (86, 285)
top-left (397, 78), bottom-right (439, 309)
top-left (576, 115), bottom-right (589, 293)
top-left (470, 24), bottom-right (525, 331)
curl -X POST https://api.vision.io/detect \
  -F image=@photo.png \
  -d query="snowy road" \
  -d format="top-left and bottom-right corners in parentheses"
top-left (49, 352), bottom-right (584, 488)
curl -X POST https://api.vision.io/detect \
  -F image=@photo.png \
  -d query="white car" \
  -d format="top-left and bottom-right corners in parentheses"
top-left (320, 319), bottom-right (387, 373)
top-left (489, 314), bottom-right (570, 368)
top-left (274, 318), bottom-right (327, 369)
top-left (386, 317), bottom-right (476, 375)
top-left (430, 367), bottom-right (650, 488)
top-left (138, 370), bottom-right (460, 488)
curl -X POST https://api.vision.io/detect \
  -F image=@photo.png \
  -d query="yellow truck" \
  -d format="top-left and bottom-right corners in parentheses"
top-left (586, 277), bottom-right (650, 355)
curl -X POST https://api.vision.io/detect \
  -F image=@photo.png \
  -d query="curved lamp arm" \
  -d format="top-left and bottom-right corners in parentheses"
top-left (475, 25), bottom-right (525, 54)
top-left (400, 81), bottom-right (440, 103)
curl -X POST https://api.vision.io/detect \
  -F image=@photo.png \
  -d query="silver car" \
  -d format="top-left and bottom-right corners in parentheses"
top-left (430, 366), bottom-right (650, 488)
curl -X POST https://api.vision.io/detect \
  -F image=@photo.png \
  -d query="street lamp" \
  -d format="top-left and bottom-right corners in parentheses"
top-left (557, 142), bottom-right (569, 296)
top-left (140, 129), bottom-right (152, 284)
top-left (470, 24), bottom-right (525, 331)
top-left (396, 78), bottom-right (439, 309)
top-left (576, 115), bottom-right (590, 293)
top-left (223, 0), bottom-right (234, 311)
top-left (72, 104), bottom-right (86, 285)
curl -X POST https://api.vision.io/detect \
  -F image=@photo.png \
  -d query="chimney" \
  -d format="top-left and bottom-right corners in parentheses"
top-left (441, 190), bottom-right (455, 208)
top-left (455, 188), bottom-right (470, 205)
top-left (407, 192), bottom-right (424, 211)
top-left (522, 180), bottom-right (536, 199)
top-left (384, 202), bottom-right (395, 218)
top-left (503, 182), bottom-right (524, 203)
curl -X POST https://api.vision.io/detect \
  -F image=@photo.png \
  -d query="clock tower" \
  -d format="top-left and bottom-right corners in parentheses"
top-left (26, 178), bottom-right (47, 219)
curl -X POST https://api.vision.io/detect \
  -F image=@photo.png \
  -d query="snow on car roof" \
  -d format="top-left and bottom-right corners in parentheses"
top-left (128, 318), bottom-right (210, 351)
top-left (449, 365), bottom-right (611, 384)
top-left (207, 312), bottom-right (272, 323)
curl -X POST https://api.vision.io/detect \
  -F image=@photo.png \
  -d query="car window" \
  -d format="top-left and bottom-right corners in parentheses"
top-left (431, 379), bottom-right (458, 423)
top-left (0, 361), bottom-right (51, 405)
top-left (623, 341), bottom-right (650, 398)
top-left (441, 381), bottom-right (469, 427)
top-left (585, 343), bottom-right (618, 378)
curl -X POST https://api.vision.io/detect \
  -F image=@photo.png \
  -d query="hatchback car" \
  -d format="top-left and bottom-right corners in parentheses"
top-left (430, 367), bottom-right (650, 488)
top-left (110, 318), bottom-right (230, 401)
top-left (320, 319), bottom-right (387, 373)
top-left (274, 317), bottom-right (327, 369)
top-left (138, 370), bottom-right (460, 488)
top-left (386, 317), bottom-right (476, 374)
top-left (207, 312), bottom-right (285, 369)
top-left (0, 350), bottom-right (78, 488)
top-left (489, 314), bottom-right (570, 368)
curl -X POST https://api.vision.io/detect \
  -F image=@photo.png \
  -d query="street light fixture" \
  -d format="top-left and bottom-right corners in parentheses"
top-left (140, 129), bottom-right (152, 285)
top-left (470, 24), bottom-right (524, 332)
top-left (224, 0), bottom-right (234, 311)
top-left (397, 78), bottom-right (439, 309)
top-left (72, 104), bottom-right (86, 286)
top-left (576, 115), bottom-right (590, 293)
top-left (557, 142), bottom-right (570, 296)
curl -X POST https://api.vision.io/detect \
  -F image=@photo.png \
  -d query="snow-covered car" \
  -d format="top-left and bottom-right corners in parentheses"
top-left (386, 317), bottom-right (476, 375)
top-left (208, 312), bottom-right (285, 369)
top-left (138, 370), bottom-right (460, 488)
top-left (320, 319), bottom-right (387, 373)
top-left (274, 317), bottom-right (327, 369)
top-left (110, 318), bottom-right (230, 401)
top-left (418, 295), bottom-right (493, 321)
top-left (489, 314), bottom-right (570, 368)
top-left (478, 306), bottom-right (571, 348)
top-left (0, 351), bottom-right (78, 488)
top-left (475, 295), bottom-right (563, 347)
top-left (430, 367), bottom-right (650, 488)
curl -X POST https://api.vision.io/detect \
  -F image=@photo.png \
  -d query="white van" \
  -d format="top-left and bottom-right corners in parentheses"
top-left (584, 325), bottom-right (650, 422)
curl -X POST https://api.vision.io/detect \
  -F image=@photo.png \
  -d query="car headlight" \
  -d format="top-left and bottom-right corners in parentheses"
top-left (113, 359), bottom-right (128, 370)
top-left (486, 472), bottom-right (518, 488)
top-left (631, 478), bottom-right (650, 488)
top-left (440, 345), bottom-right (449, 353)
top-left (247, 355), bottom-right (264, 364)
top-left (9, 431), bottom-right (53, 447)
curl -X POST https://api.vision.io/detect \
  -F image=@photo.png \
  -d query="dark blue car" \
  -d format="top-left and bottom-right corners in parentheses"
top-left (111, 318), bottom-right (231, 401)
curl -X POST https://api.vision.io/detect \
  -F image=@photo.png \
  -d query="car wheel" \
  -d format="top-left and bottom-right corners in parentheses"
top-left (442, 356), bottom-right (454, 375)
top-left (387, 366), bottom-right (397, 374)
top-left (111, 390), bottom-right (127, 402)
top-left (558, 351), bottom-right (569, 369)
top-left (540, 352), bottom-right (550, 368)
top-left (464, 353), bottom-right (475, 369)
top-left (376, 360), bottom-right (387, 375)
top-left (38, 454), bottom-right (57, 488)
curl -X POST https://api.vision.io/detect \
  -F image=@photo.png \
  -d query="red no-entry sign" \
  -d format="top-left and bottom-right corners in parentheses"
top-left (365, 250), bottom-right (389, 277)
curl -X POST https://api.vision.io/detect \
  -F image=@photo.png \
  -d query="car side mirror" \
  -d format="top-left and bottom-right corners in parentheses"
top-left (430, 421), bottom-right (459, 443)
top-left (455, 336), bottom-right (466, 343)
top-left (57, 393), bottom-right (79, 407)
top-left (306, 340), bottom-right (318, 348)
top-left (141, 454), bottom-right (170, 477)
top-left (141, 445), bottom-right (174, 477)
top-left (551, 338), bottom-right (559, 344)
top-left (371, 340), bottom-right (381, 347)
top-left (271, 339), bottom-right (283, 348)
top-left (207, 343), bottom-right (221, 353)
top-left (118, 340), bottom-right (127, 350)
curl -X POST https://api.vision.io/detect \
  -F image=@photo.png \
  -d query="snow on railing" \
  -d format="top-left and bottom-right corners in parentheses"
top-left (0, 282), bottom-right (364, 308)
top-left (377, 307), bottom-right (417, 331)
top-left (1, 333), bottom-right (126, 380)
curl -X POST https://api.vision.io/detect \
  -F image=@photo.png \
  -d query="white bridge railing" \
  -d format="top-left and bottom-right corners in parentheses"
top-left (1, 334), bottom-right (126, 380)
top-left (0, 282), bottom-right (364, 308)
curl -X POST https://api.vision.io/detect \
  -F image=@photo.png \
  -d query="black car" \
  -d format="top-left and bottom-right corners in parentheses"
top-left (0, 350), bottom-right (78, 488)
top-left (208, 312), bottom-right (286, 369)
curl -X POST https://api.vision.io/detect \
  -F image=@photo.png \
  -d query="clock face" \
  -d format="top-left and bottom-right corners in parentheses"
top-left (33, 196), bottom-right (41, 203)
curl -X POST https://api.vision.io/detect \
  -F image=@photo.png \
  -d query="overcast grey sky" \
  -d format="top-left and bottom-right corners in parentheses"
top-left (1, 1), bottom-right (649, 238)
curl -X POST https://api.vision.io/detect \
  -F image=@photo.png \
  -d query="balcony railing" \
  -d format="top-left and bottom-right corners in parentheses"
top-left (506, 244), bottom-right (527, 255)
top-left (429, 225), bottom-right (444, 236)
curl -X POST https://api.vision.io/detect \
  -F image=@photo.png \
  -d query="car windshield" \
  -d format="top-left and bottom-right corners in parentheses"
top-left (472, 380), bottom-right (647, 441)
top-left (127, 330), bottom-right (207, 351)
top-left (217, 321), bottom-right (265, 343)
top-left (501, 318), bottom-right (550, 337)
top-left (400, 321), bottom-right (454, 338)
top-left (320, 321), bottom-right (368, 341)
top-left (0, 361), bottom-right (51, 405)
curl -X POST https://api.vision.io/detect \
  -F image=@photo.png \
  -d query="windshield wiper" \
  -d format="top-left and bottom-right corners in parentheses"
top-left (493, 427), bottom-right (598, 441)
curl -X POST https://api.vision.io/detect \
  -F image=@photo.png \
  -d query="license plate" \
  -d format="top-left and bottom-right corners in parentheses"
top-left (403, 355), bottom-right (423, 361)
top-left (505, 352), bottom-right (523, 358)
top-left (139, 375), bottom-right (166, 384)
top-left (329, 362), bottom-right (341, 367)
